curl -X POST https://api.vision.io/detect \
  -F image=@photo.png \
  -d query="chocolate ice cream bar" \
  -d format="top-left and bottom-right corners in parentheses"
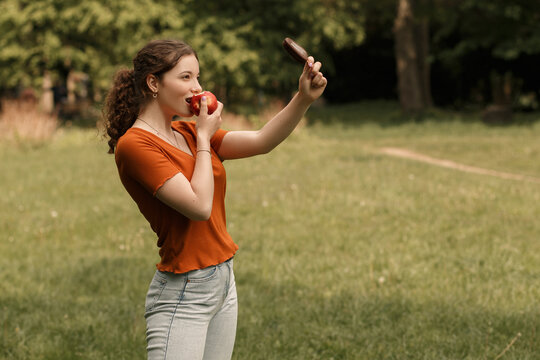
top-left (283, 37), bottom-right (309, 64)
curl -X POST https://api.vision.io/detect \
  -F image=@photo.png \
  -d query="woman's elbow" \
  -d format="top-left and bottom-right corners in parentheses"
top-left (165, 198), bottom-right (212, 221)
top-left (253, 131), bottom-right (277, 155)
top-left (156, 185), bottom-right (213, 221)
top-left (188, 205), bottom-right (212, 221)
top-left (258, 141), bottom-right (277, 155)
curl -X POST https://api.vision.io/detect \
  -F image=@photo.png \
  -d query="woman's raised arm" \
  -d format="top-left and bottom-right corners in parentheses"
top-left (218, 56), bottom-right (327, 160)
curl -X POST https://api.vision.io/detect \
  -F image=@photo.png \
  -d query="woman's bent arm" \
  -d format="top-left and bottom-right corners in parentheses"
top-left (156, 100), bottom-right (223, 221)
top-left (155, 137), bottom-right (214, 221)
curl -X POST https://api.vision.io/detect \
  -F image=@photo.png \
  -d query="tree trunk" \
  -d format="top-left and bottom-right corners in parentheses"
top-left (416, 17), bottom-right (432, 107)
top-left (67, 69), bottom-right (76, 105)
top-left (482, 72), bottom-right (513, 124)
top-left (40, 70), bottom-right (54, 114)
top-left (394, 0), bottom-right (432, 113)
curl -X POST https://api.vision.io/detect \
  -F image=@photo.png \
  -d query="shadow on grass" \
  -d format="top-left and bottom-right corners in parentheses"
top-left (56, 100), bottom-right (540, 133)
top-left (0, 256), bottom-right (151, 360)
top-left (305, 100), bottom-right (540, 128)
top-left (2, 255), bottom-right (538, 359)
top-left (235, 270), bottom-right (539, 360)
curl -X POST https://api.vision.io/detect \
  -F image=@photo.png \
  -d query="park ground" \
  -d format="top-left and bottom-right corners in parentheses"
top-left (1, 101), bottom-right (539, 359)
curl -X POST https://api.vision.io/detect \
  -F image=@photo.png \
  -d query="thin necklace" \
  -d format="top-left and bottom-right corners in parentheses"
top-left (137, 117), bottom-right (179, 148)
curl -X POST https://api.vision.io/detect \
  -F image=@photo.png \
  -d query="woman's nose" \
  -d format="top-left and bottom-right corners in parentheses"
top-left (192, 80), bottom-right (202, 94)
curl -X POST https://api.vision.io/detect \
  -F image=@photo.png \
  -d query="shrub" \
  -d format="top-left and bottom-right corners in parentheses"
top-left (0, 99), bottom-right (58, 146)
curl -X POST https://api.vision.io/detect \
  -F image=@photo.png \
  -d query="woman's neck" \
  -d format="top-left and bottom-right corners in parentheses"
top-left (137, 104), bottom-right (174, 134)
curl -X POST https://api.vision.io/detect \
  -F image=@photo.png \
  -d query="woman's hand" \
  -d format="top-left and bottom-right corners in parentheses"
top-left (298, 56), bottom-right (328, 104)
top-left (195, 97), bottom-right (224, 142)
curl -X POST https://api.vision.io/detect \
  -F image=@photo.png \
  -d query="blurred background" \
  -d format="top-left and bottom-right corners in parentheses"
top-left (2, 2), bottom-right (540, 358)
top-left (1, 0), bottom-right (539, 134)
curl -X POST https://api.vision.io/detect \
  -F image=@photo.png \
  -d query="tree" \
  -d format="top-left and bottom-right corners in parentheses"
top-left (0, 0), bottom-right (365, 113)
top-left (177, 0), bottom-right (364, 107)
top-left (393, 0), bottom-right (432, 113)
top-left (0, 0), bottom-right (187, 100)
top-left (427, 0), bottom-right (540, 120)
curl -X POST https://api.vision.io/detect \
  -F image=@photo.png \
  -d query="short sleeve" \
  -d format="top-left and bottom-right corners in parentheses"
top-left (115, 133), bottom-right (181, 196)
top-left (210, 128), bottom-right (228, 154)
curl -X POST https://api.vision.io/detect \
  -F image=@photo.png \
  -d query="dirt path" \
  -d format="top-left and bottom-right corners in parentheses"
top-left (379, 147), bottom-right (540, 184)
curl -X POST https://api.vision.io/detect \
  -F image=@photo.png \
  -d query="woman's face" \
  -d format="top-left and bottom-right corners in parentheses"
top-left (157, 54), bottom-right (202, 118)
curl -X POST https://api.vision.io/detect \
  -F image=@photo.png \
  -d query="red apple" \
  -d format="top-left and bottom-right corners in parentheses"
top-left (189, 91), bottom-right (218, 116)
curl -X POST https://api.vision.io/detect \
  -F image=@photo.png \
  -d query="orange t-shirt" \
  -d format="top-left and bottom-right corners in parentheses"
top-left (115, 120), bottom-right (238, 274)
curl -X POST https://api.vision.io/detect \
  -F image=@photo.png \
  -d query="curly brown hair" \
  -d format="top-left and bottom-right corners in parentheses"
top-left (103, 39), bottom-right (197, 153)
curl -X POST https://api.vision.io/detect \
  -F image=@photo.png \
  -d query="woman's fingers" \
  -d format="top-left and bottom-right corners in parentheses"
top-left (214, 101), bottom-right (224, 116)
top-left (303, 56), bottom-right (315, 74)
top-left (199, 96), bottom-right (208, 115)
top-left (196, 100), bottom-right (224, 140)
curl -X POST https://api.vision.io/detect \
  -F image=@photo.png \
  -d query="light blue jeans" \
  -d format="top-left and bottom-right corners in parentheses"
top-left (144, 258), bottom-right (237, 360)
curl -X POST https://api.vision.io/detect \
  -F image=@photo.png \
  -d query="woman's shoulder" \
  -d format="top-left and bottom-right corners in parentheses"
top-left (116, 127), bottom-right (163, 160)
top-left (117, 127), bottom-right (153, 148)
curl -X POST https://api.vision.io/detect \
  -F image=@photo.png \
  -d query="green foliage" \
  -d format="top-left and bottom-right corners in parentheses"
top-left (0, 0), bottom-right (192, 90)
top-left (432, 0), bottom-right (540, 61)
top-left (0, 0), bottom-right (364, 105)
top-left (424, 0), bottom-right (540, 107)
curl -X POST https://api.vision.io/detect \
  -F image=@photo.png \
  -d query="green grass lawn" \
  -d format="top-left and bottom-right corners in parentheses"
top-left (1, 102), bottom-right (539, 359)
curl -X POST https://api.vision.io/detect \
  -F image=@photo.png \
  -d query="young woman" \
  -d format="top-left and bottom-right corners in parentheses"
top-left (103, 39), bottom-right (327, 360)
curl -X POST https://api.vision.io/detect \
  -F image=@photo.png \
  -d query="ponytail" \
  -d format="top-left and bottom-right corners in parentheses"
top-left (103, 69), bottom-right (142, 154)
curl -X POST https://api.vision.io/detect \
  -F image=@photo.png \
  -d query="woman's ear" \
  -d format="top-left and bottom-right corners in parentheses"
top-left (146, 74), bottom-right (159, 94)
